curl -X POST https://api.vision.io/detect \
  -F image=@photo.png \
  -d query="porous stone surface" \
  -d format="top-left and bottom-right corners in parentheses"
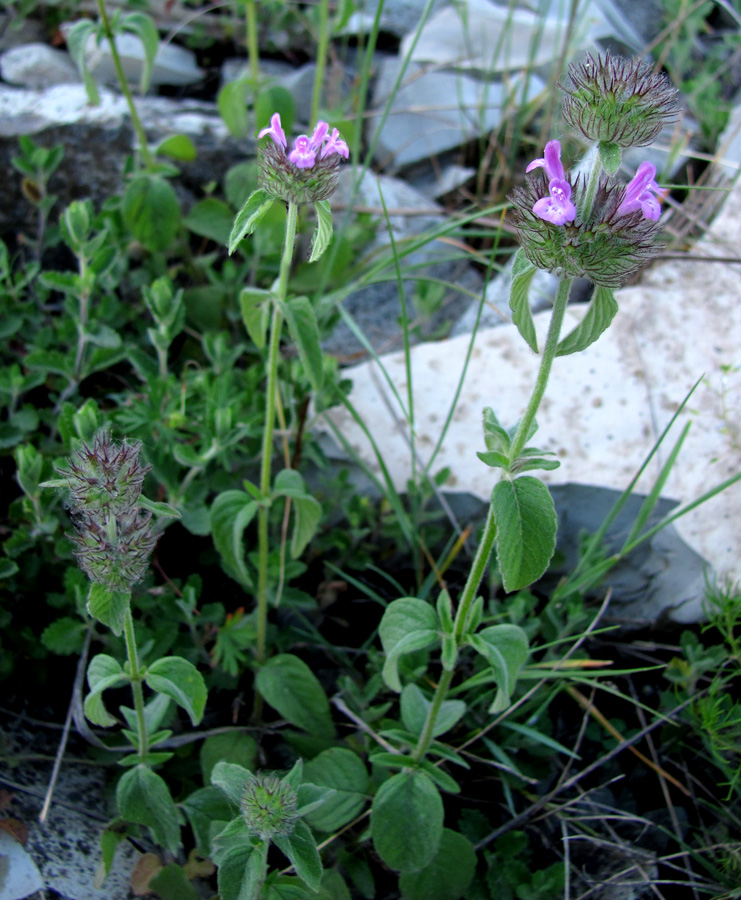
top-left (0, 44), bottom-right (80, 90)
top-left (320, 177), bottom-right (741, 618)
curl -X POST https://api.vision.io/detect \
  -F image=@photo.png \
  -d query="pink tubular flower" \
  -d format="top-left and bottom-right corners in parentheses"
top-left (288, 121), bottom-right (329, 169)
top-left (321, 128), bottom-right (350, 160)
top-left (526, 140), bottom-right (576, 225)
top-left (617, 162), bottom-right (666, 220)
top-left (257, 113), bottom-right (286, 148)
top-left (526, 139), bottom-right (566, 181)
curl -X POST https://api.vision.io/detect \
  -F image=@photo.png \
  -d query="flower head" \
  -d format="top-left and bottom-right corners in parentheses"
top-left (241, 772), bottom-right (298, 841)
top-left (617, 162), bottom-right (666, 220)
top-left (560, 51), bottom-right (679, 148)
top-left (510, 173), bottom-right (663, 287)
top-left (257, 113), bottom-right (349, 203)
top-left (526, 141), bottom-right (577, 225)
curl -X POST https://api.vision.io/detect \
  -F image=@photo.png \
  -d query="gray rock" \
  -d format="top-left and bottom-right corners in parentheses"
top-left (322, 168), bottom-right (481, 357)
top-left (67, 27), bottom-right (205, 88)
top-left (411, 163), bottom-right (476, 200)
top-left (220, 56), bottom-right (294, 88)
top-left (0, 43), bottom-right (81, 90)
top-left (370, 56), bottom-right (544, 169)
top-left (597, 0), bottom-right (666, 47)
top-left (340, 0), bottom-right (448, 38)
top-left (0, 14), bottom-right (46, 52)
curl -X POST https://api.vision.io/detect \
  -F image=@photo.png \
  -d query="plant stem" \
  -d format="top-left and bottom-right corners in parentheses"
top-left (413, 277), bottom-right (573, 762)
top-left (311, 0), bottom-right (330, 126)
top-left (255, 202), bottom-right (298, 666)
top-left (245, 0), bottom-right (259, 86)
top-left (508, 276), bottom-right (572, 461)
top-left (95, 0), bottom-right (154, 170)
top-left (73, 251), bottom-right (90, 379)
top-left (123, 605), bottom-right (149, 758)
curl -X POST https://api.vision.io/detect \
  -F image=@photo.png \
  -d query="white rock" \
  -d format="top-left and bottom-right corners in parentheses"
top-left (0, 830), bottom-right (44, 900)
top-left (78, 30), bottom-right (204, 87)
top-left (320, 179), bottom-right (741, 601)
top-left (371, 57), bottom-right (544, 168)
top-left (400, 0), bottom-right (613, 72)
top-left (0, 43), bottom-right (80, 89)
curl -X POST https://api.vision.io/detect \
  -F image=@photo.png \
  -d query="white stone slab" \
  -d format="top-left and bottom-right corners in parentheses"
top-left (0, 43), bottom-right (80, 89)
top-left (0, 831), bottom-right (43, 900)
top-left (322, 179), bottom-right (741, 587)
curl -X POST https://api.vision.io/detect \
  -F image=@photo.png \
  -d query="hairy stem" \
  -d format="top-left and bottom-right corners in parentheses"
top-left (123, 605), bottom-right (149, 758)
top-left (255, 202), bottom-right (298, 666)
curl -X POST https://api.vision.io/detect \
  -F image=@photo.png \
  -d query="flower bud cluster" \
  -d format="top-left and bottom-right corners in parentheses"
top-left (59, 432), bottom-right (156, 592)
top-left (257, 113), bottom-right (349, 204)
top-left (240, 772), bottom-right (298, 841)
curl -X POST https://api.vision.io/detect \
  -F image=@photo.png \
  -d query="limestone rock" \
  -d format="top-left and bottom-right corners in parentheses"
top-left (0, 43), bottom-right (80, 89)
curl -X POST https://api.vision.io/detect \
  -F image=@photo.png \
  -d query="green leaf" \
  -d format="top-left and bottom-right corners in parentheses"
top-left (145, 656), bottom-right (207, 726)
top-left (302, 748), bottom-right (369, 832)
top-left (492, 476), bottom-right (557, 592)
top-left (255, 85), bottom-right (295, 138)
top-left (84, 654), bottom-right (129, 727)
top-left (200, 733), bottom-right (258, 785)
top-left (149, 863), bottom-right (199, 900)
top-left (184, 197), bottom-right (235, 246)
top-left (41, 617), bottom-right (87, 655)
top-left (279, 296), bottom-right (324, 393)
top-left (228, 189), bottom-right (275, 253)
top-left (378, 598), bottom-right (439, 693)
top-left (181, 786), bottom-right (234, 856)
top-left (273, 469), bottom-right (322, 559)
top-left (398, 828), bottom-right (476, 900)
top-left (476, 450), bottom-right (510, 470)
top-left (218, 79), bottom-right (249, 138)
top-left (273, 820), bottom-right (322, 892)
top-left (255, 654), bottom-right (335, 738)
top-left (310, 200), bottom-right (333, 263)
top-left (66, 19), bottom-right (100, 105)
top-left (86, 583), bottom-right (130, 636)
top-left (211, 761), bottom-right (254, 809)
top-left (155, 133), bottom-right (197, 162)
top-left (210, 490), bottom-right (258, 589)
top-left (598, 140), bottom-right (622, 175)
top-left (509, 249), bottom-right (538, 353)
top-left (122, 174), bottom-right (181, 252)
top-left (555, 285), bottom-right (618, 357)
top-left (370, 771), bottom-right (443, 873)
top-left (137, 496), bottom-right (181, 519)
top-left (239, 287), bottom-right (271, 349)
top-left (122, 13), bottom-right (159, 94)
top-left (400, 684), bottom-right (466, 739)
top-left (116, 764), bottom-right (181, 854)
top-left (482, 407), bottom-right (511, 455)
top-left (468, 624), bottom-right (529, 713)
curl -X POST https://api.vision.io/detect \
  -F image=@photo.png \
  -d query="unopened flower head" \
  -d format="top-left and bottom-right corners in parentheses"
top-left (61, 432), bottom-right (150, 516)
top-left (240, 772), bottom-right (298, 841)
top-left (510, 171), bottom-right (663, 287)
top-left (560, 51), bottom-right (678, 148)
top-left (257, 113), bottom-right (349, 204)
top-left (57, 432), bottom-right (157, 592)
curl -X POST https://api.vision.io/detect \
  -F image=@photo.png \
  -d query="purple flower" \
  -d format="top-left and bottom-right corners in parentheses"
top-left (617, 162), bottom-right (666, 220)
top-left (532, 178), bottom-right (577, 225)
top-left (288, 121), bottom-right (329, 169)
top-left (526, 139), bottom-right (566, 182)
top-left (321, 128), bottom-right (350, 160)
top-left (526, 141), bottom-right (576, 225)
top-left (257, 113), bottom-right (286, 149)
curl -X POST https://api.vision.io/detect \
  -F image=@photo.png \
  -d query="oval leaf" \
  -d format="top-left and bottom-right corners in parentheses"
top-left (492, 476), bottom-right (557, 592)
top-left (117, 764), bottom-right (181, 854)
top-left (398, 828), bottom-right (476, 900)
top-left (210, 490), bottom-right (258, 589)
top-left (302, 748), bottom-right (369, 832)
top-left (379, 598), bottom-right (439, 693)
top-left (87, 583), bottom-right (130, 636)
top-left (370, 771), bottom-right (443, 873)
top-left (556, 284), bottom-right (618, 357)
top-left (123, 174), bottom-right (180, 252)
top-left (228, 189), bottom-right (275, 253)
top-left (279, 296), bottom-right (324, 393)
top-left (468, 623), bottom-right (529, 713)
top-left (255, 653), bottom-right (335, 738)
top-left (509, 249), bottom-right (538, 354)
top-left (273, 820), bottom-right (322, 892)
top-left (145, 656), bottom-right (207, 726)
